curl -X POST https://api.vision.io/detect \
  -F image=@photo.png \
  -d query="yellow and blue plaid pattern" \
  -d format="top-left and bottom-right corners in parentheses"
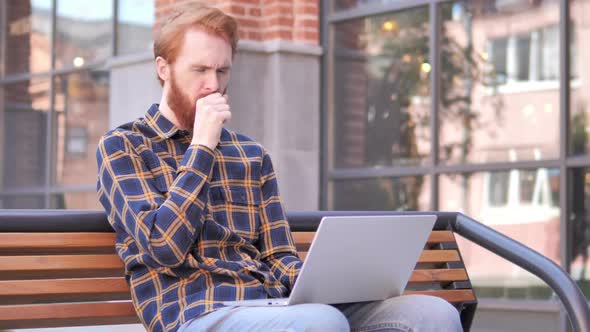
top-left (96, 104), bottom-right (302, 332)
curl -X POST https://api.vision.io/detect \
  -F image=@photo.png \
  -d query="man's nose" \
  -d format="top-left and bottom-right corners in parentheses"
top-left (204, 71), bottom-right (219, 92)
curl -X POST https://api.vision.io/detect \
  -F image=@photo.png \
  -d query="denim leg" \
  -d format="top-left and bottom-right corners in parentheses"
top-left (178, 303), bottom-right (350, 332)
top-left (336, 295), bottom-right (463, 332)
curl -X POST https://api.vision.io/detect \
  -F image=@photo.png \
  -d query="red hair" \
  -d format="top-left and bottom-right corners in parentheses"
top-left (154, 3), bottom-right (239, 86)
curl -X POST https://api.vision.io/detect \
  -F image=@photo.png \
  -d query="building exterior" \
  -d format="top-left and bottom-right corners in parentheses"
top-left (1, 0), bottom-right (590, 331)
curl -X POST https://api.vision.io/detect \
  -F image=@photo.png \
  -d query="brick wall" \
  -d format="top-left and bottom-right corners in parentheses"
top-left (155, 0), bottom-right (319, 45)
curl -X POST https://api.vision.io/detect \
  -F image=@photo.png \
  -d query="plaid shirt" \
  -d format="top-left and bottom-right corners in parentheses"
top-left (96, 104), bottom-right (302, 332)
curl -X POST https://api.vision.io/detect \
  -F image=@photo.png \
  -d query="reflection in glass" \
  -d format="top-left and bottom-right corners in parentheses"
top-left (52, 70), bottom-right (109, 186)
top-left (440, 169), bottom-right (560, 299)
top-left (331, 7), bottom-right (430, 169)
top-left (330, 176), bottom-right (429, 211)
top-left (55, 0), bottom-right (113, 69)
top-left (439, 1), bottom-right (560, 164)
top-left (3, 0), bottom-right (52, 75)
top-left (570, 1), bottom-right (590, 156)
top-left (569, 168), bottom-right (590, 298)
top-left (0, 195), bottom-right (45, 208)
top-left (117, 0), bottom-right (155, 55)
top-left (51, 192), bottom-right (102, 209)
top-left (0, 79), bottom-right (50, 190)
top-left (117, 0), bottom-right (154, 55)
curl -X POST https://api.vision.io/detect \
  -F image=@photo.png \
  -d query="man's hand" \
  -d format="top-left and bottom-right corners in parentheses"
top-left (191, 92), bottom-right (231, 149)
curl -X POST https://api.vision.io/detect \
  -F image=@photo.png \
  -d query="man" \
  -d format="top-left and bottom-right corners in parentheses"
top-left (96, 3), bottom-right (462, 332)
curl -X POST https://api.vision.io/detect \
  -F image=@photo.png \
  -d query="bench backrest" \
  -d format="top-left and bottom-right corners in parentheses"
top-left (0, 229), bottom-right (476, 330)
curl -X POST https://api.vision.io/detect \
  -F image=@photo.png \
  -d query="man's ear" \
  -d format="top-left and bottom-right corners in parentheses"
top-left (156, 56), bottom-right (170, 82)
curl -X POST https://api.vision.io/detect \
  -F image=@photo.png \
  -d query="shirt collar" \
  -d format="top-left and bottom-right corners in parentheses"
top-left (145, 104), bottom-right (188, 139)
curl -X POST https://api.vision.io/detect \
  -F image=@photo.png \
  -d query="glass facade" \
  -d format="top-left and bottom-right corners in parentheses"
top-left (52, 70), bottom-right (110, 187)
top-left (331, 6), bottom-right (431, 169)
top-left (439, 1), bottom-right (560, 164)
top-left (0, 0), bottom-right (154, 209)
top-left (331, 176), bottom-right (430, 211)
top-left (1, 79), bottom-right (50, 191)
top-left (324, 0), bottom-right (590, 301)
top-left (439, 169), bottom-right (560, 299)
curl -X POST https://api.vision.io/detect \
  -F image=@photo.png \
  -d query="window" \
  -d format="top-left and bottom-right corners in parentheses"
top-left (515, 34), bottom-right (531, 81)
top-left (488, 171), bottom-right (510, 207)
top-left (116, 0), bottom-right (154, 55)
top-left (487, 24), bottom-right (560, 85)
top-left (0, 0), bottom-right (114, 209)
top-left (330, 176), bottom-right (430, 211)
top-left (330, 6), bottom-right (431, 169)
top-left (0, 79), bottom-right (50, 191)
top-left (66, 127), bottom-right (88, 156)
top-left (439, 2), bottom-right (559, 164)
top-left (53, 70), bottom-right (110, 186)
top-left (441, 169), bottom-right (561, 300)
top-left (490, 37), bottom-right (508, 84)
top-left (55, 0), bottom-right (113, 69)
top-left (3, 0), bottom-right (52, 75)
top-left (540, 25), bottom-right (559, 81)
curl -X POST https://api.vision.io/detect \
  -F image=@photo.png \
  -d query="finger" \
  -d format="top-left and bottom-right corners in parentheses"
top-left (198, 92), bottom-right (222, 104)
top-left (219, 110), bottom-right (232, 123)
top-left (211, 104), bottom-right (230, 112)
top-left (204, 97), bottom-right (229, 106)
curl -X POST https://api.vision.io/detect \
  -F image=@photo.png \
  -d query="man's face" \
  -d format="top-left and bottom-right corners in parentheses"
top-left (166, 27), bottom-right (232, 130)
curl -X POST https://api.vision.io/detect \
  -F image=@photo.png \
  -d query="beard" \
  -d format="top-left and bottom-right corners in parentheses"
top-left (166, 70), bottom-right (196, 131)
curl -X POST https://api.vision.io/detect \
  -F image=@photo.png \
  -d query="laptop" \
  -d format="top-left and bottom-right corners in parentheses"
top-left (223, 214), bottom-right (436, 307)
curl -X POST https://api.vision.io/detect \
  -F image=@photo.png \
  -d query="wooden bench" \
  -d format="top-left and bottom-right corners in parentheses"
top-left (0, 210), bottom-right (477, 331)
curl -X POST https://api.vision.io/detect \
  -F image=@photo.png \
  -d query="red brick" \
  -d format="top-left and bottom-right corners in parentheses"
top-left (263, 29), bottom-right (293, 40)
top-left (237, 17), bottom-right (261, 28)
top-left (265, 16), bottom-right (294, 28)
top-left (246, 31), bottom-right (264, 40)
top-left (297, 18), bottom-right (317, 28)
top-left (262, 0), bottom-right (292, 5)
top-left (249, 7), bottom-right (262, 16)
top-left (294, 30), bottom-right (318, 41)
top-left (294, 4), bottom-right (318, 15)
top-left (232, 0), bottom-right (261, 5)
top-left (227, 4), bottom-right (246, 15)
top-left (261, 4), bottom-right (293, 17)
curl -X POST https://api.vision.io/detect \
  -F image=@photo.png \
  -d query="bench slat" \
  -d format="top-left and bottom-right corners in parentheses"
top-left (0, 233), bottom-right (116, 251)
top-left (298, 250), bottom-right (460, 263)
top-left (408, 269), bottom-right (468, 282)
top-left (0, 277), bottom-right (130, 296)
top-left (292, 231), bottom-right (454, 246)
top-left (0, 301), bottom-right (139, 329)
top-left (403, 289), bottom-right (476, 303)
top-left (418, 250), bottom-right (460, 263)
top-left (0, 254), bottom-right (124, 272)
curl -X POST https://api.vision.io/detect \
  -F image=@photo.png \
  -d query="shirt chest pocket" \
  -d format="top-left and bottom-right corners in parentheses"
top-left (209, 186), bottom-right (262, 241)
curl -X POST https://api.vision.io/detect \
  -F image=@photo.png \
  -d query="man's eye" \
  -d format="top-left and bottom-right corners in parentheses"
top-left (194, 68), bottom-right (206, 73)
top-left (217, 69), bottom-right (227, 74)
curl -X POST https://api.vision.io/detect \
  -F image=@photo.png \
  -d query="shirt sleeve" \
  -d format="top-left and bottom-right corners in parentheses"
top-left (258, 149), bottom-right (303, 290)
top-left (96, 133), bottom-right (215, 267)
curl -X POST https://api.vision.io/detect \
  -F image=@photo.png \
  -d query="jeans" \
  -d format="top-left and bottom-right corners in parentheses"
top-left (177, 295), bottom-right (463, 332)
